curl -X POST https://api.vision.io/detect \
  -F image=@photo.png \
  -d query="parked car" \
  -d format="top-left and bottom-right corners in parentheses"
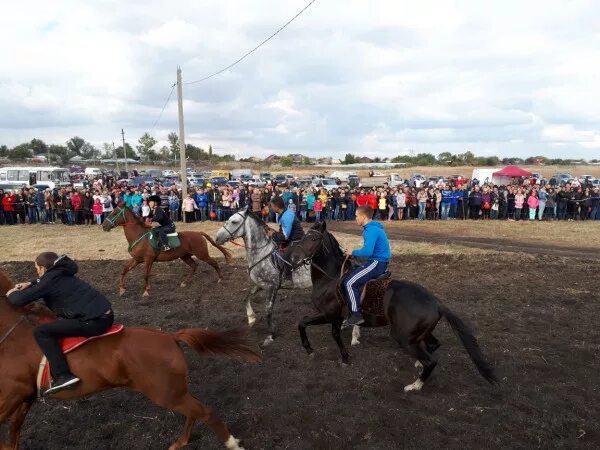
top-left (274, 175), bottom-right (288, 186)
top-left (316, 178), bottom-right (339, 192)
top-left (248, 176), bottom-right (267, 188)
top-left (548, 173), bottom-right (573, 187)
top-left (409, 173), bottom-right (427, 188)
top-left (209, 177), bottom-right (228, 186)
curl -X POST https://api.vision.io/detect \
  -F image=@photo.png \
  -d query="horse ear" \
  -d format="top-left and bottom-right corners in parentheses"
top-left (117, 201), bottom-right (125, 208)
top-left (319, 220), bottom-right (327, 231)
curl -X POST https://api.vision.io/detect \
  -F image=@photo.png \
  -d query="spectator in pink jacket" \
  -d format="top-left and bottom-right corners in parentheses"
top-left (527, 190), bottom-right (539, 220)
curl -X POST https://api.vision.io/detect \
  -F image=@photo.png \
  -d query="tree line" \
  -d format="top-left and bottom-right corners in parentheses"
top-left (343, 151), bottom-right (598, 166)
top-left (0, 132), bottom-right (235, 165)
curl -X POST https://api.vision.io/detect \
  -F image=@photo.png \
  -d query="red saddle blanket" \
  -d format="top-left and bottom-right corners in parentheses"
top-left (36, 323), bottom-right (124, 395)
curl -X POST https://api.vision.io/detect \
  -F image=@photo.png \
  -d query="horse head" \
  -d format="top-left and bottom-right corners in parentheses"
top-left (288, 221), bottom-right (328, 268)
top-left (215, 206), bottom-right (251, 245)
top-left (102, 202), bottom-right (129, 232)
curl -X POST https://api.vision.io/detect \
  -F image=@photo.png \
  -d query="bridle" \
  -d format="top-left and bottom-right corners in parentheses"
top-left (294, 229), bottom-right (348, 281)
top-left (221, 211), bottom-right (273, 251)
top-left (104, 206), bottom-right (139, 228)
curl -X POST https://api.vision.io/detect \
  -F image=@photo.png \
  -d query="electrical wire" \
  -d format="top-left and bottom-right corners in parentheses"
top-left (150, 83), bottom-right (176, 131)
top-left (184, 0), bottom-right (317, 85)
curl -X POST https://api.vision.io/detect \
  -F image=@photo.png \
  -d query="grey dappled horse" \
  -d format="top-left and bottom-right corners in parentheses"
top-left (215, 207), bottom-right (311, 346)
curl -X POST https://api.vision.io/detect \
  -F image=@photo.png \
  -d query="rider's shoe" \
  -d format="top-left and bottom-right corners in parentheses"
top-left (44, 374), bottom-right (80, 395)
top-left (162, 245), bottom-right (171, 251)
top-left (342, 312), bottom-right (365, 328)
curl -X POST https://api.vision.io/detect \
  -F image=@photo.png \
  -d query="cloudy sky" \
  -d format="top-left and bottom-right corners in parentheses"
top-left (1, 0), bottom-right (599, 159)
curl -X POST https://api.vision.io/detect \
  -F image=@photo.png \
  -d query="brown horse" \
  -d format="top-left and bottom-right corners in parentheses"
top-left (102, 204), bottom-right (232, 297)
top-left (0, 270), bottom-right (260, 450)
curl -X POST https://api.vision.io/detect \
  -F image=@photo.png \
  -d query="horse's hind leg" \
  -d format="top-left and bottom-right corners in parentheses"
top-left (180, 254), bottom-right (198, 288)
top-left (391, 330), bottom-right (437, 392)
top-left (205, 256), bottom-right (224, 282)
top-left (415, 333), bottom-right (441, 370)
top-left (119, 258), bottom-right (139, 296)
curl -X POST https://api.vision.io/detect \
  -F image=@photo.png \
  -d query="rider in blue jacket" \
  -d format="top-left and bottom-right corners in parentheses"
top-left (342, 205), bottom-right (391, 327)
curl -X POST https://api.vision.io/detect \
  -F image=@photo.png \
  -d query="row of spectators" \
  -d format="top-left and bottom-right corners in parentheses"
top-left (1, 181), bottom-right (599, 225)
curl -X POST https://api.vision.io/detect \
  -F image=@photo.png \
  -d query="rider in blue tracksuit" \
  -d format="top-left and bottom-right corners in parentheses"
top-left (342, 205), bottom-right (391, 327)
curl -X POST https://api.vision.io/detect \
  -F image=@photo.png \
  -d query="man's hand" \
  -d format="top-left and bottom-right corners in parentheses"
top-left (344, 250), bottom-right (352, 258)
top-left (266, 229), bottom-right (274, 238)
top-left (5, 282), bottom-right (29, 296)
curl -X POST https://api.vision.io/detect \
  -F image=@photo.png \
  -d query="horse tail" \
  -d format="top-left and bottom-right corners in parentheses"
top-left (439, 305), bottom-right (498, 384)
top-left (200, 232), bottom-right (232, 263)
top-left (173, 328), bottom-right (261, 363)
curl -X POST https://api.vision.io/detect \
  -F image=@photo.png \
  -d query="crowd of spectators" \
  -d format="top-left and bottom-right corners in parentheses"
top-left (1, 173), bottom-right (599, 227)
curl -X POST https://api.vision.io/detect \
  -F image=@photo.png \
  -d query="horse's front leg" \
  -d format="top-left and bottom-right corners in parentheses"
top-left (119, 258), bottom-right (139, 296)
top-left (142, 257), bottom-right (154, 297)
top-left (298, 313), bottom-right (330, 356)
top-left (263, 287), bottom-right (278, 346)
top-left (332, 319), bottom-right (350, 364)
top-left (7, 400), bottom-right (32, 450)
top-left (242, 285), bottom-right (260, 326)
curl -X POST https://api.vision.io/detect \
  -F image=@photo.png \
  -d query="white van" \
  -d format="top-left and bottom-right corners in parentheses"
top-left (85, 167), bottom-right (102, 176)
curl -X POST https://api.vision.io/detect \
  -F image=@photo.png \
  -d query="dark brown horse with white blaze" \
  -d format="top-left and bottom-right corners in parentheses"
top-left (102, 204), bottom-right (231, 297)
top-left (0, 270), bottom-right (259, 450)
top-left (287, 222), bottom-right (498, 392)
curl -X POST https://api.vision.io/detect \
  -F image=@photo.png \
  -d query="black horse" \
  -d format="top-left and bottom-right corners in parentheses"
top-left (287, 221), bottom-right (498, 391)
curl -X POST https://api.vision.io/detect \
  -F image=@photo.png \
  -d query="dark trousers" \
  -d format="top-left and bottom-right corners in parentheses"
top-left (33, 313), bottom-right (113, 378)
top-left (157, 224), bottom-right (175, 246)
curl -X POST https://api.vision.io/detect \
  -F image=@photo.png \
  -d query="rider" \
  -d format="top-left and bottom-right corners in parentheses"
top-left (6, 252), bottom-right (113, 395)
top-left (342, 205), bottom-right (391, 327)
top-left (266, 196), bottom-right (304, 248)
top-left (148, 194), bottom-right (176, 251)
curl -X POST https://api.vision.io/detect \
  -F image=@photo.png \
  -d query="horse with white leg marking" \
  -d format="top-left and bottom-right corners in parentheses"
top-left (215, 207), bottom-right (311, 346)
top-left (287, 221), bottom-right (498, 391)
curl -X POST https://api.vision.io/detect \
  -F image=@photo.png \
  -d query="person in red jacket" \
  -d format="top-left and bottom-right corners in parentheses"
top-left (2, 192), bottom-right (16, 225)
top-left (71, 191), bottom-right (83, 224)
top-left (356, 190), bottom-right (368, 207)
top-left (367, 190), bottom-right (378, 217)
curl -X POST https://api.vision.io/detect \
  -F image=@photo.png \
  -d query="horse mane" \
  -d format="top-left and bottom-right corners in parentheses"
top-left (122, 205), bottom-right (148, 227)
top-left (310, 223), bottom-right (344, 259)
top-left (245, 208), bottom-right (269, 231)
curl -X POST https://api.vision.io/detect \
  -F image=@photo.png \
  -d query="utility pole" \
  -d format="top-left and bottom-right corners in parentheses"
top-left (121, 128), bottom-right (128, 174)
top-left (177, 66), bottom-right (188, 222)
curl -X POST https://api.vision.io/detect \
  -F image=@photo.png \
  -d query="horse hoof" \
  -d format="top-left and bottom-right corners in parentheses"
top-left (263, 335), bottom-right (274, 347)
top-left (404, 379), bottom-right (424, 392)
top-left (341, 357), bottom-right (350, 365)
top-left (225, 435), bottom-right (244, 450)
top-left (119, 288), bottom-right (126, 296)
top-left (306, 349), bottom-right (315, 358)
top-left (414, 361), bottom-right (423, 370)
top-left (142, 291), bottom-right (150, 297)
top-left (217, 278), bottom-right (223, 283)
top-left (180, 282), bottom-right (187, 288)
top-left (247, 317), bottom-right (256, 327)
top-left (351, 338), bottom-right (361, 346)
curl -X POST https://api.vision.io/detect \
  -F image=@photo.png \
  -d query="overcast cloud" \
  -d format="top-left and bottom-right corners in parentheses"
top-left (0, 0), bottom-right (599, 159)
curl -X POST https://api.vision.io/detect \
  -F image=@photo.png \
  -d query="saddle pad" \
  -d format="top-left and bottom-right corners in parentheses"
top-left (360, 278), bottom-right (393, 317)
top-left (36, 324), bottom-right (124, 396)
top-left (149, 231), bottom-right (181, 250)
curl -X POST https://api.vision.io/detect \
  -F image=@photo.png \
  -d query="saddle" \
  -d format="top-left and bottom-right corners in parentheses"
top-left (149, 230), bottom-right (181, 251)
top-left (36, 320), bottom-right (125, 397)
top-left (336, 271), bottom-right (393, 317)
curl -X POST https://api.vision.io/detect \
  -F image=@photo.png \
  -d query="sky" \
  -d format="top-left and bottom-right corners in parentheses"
top-left (0, 0), bottom-right (599, 159)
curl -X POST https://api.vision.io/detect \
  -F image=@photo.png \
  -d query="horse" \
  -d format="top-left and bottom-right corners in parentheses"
top-left (102, 204), bottom-right (232, 297)
top-left (0, 270), bottom-right (260, 450)
top-left (214, 207), bottom-right (311, 346)
top-left (286, 221), bottom-right (498, 392)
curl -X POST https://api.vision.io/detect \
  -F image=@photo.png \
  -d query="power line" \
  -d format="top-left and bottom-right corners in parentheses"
top-left (150, 82), bottom-right (176, 131)
top-left (185, 0), bottom-right (318, 85)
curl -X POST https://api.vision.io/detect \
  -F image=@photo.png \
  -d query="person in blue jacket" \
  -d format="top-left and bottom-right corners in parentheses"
top-left (342, 205), bottom-right (391, 327)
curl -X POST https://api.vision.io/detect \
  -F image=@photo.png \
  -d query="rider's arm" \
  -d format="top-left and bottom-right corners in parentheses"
top-left (279, 212), bottom-right (293, 239)
top-left (7, 278), bottom-right (48, 306)
top-left (352, 227), bottom-right (376, 258)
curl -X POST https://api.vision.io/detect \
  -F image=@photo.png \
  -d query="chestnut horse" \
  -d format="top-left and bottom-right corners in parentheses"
top-left (102, 204), bottom-right (232, 297)
top-left (0, 270), bottom-right (260, 450)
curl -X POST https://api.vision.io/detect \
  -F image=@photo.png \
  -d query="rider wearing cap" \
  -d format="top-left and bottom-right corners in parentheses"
top-left (148, 194), bottom-right (176, 250)
top-left (6, 252), bottom-right (113, 395)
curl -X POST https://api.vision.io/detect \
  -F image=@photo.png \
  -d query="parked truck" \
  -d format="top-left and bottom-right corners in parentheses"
top-left (360, 173), bottom-right (404, 188)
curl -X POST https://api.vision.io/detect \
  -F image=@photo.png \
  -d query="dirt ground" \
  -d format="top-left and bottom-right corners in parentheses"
top-left (2, 250), bottom-right (599, 449)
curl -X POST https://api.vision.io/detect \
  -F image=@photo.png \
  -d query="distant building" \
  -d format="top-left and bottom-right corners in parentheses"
top-left (265, 154), bottom-right (281, 163)
top-left (287, 153), bottom-right (305, 164)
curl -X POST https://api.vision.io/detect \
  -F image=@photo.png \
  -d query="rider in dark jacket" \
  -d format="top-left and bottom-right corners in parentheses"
top-left (148, 195), bottom-right (175, 250)
top-left (7, 253), bottom-right (113, 395)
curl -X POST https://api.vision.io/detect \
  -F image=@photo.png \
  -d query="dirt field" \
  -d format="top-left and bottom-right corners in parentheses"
top-left (2, 242), bottom-right (599, 448)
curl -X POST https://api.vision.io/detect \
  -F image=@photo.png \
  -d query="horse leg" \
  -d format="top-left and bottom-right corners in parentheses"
top-left (332, 318), bottom-right (350, 364)
top-left (262, 287), bottom-right (279, 346)
top-left (205, 257), bottom-right (224, 282)
top-left (351, 325), bottom-right (361, 346)
top-left (298, 313), bottom-right (330, 356)
top-left (242, 285), bottom-right (260, 326)
top-left (119, 258), bottom-right (139, 296)
top-left (142, 258), bottom-right (154, 297)
top-left (180, 254), bottom-right (197, 288)
top-left (416, 333), bottom-right (441, 370)
top-left (7, 400), bottom-right (32, 450)
top-left (404, 343), bottom-right (437, 392)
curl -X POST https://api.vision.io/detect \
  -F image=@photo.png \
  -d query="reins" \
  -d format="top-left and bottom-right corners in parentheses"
top-left (299, 230), bottom-right (350, 282)
top-left (0, 315), bottom-right (25, 346)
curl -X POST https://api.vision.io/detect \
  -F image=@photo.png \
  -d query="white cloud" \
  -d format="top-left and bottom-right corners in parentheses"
top-left (0, 0), bottom-right (599, 159)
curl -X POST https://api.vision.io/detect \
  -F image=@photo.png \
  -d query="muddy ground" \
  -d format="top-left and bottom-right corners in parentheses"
top-left (1, 253), bottom-right (599, 449)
